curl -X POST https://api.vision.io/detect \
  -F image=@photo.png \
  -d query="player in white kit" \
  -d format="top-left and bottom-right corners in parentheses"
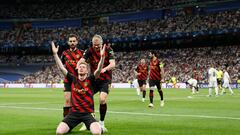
top-left (208, 65), bottom-right (219, 97)
top-left (133, 79), bottom-right (140, 96)
top-left (186, 78), bottom-right (198, 94)
top-left (221, 68), bottom-right (234, 95)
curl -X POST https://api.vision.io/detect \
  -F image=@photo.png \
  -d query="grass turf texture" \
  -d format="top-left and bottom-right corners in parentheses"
top-left (0, 88), bottom-right (240, 135)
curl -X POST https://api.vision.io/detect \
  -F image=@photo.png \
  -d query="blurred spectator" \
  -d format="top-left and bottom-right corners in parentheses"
top-left (14, 45), bottom-right (240, 83)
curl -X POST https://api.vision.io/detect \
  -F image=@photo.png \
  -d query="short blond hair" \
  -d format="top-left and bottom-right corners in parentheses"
top-left (78, 61), bottom-right (89, 67)
top-left (92, 34), bottom-right (103, 44)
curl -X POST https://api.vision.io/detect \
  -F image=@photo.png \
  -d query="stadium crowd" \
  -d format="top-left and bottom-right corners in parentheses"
top-left (0, 55), bottom-right (54, 64)
top-left (13, 45), bottom-right (240, 84)
top-left (113, 46), bottom-right (240, 83)
top-left (0, 1), bottom-right (239, 84)
top-left (1, 9), bottom-right (240, 49)
top-left (15, 65), bottom-right (63, 84)
top-left (0, 0), bottom-right (224, 19)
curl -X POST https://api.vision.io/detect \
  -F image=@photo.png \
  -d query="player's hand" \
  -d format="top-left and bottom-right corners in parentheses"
top-left (51, 41), bottom-right (59, 55)
top-left (137, 73), bottom-right (141, 76)
top-left (101, 68), bottom-right (106, 73)
top-left (100, 44), bottom-right (106, 57)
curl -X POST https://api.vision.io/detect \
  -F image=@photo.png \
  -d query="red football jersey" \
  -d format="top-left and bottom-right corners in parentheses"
top-left (83, 46), bottom-right (115, 81)
top-left (149, 58), bottom-right (161, 80)
top-left (61, 48), bottom-right (83, 83)
top-left (136, 63), bottom-right (148, 80)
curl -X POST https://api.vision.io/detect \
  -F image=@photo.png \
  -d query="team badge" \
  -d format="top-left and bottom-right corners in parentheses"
top-left (84, 82), bottom-right (88, 87)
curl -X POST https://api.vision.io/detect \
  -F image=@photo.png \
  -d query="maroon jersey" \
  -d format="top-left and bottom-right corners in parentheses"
top-left (67, 73), bottom-right (96, 113)
top-left (61, 48), bottom-right (83, 83)
top-left (83, 46), bottom-right (115, 81)
top-left (136, 64), bottom-right (148, 80)
top-left (149, 58), bottom-right (161, 80)
top-left (193, 70), bottom-right (199, 81)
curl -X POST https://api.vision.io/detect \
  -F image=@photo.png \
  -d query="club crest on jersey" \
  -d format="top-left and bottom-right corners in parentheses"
top-left (69, 60), bottom-right (76, 64)
top-left (74, 87), bottom-right (87, 94)
top-left (76, 54), bottom-right (80, 59)
top-left (83, 82), bottom-right (89, 87)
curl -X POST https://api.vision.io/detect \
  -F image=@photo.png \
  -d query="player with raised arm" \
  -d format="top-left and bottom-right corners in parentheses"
top-left (52, 41), bottom-right (105, 135)
top-left (77, 35), bottom-right (115, 132)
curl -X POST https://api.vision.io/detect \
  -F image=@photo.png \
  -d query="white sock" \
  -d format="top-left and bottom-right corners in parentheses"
top-left (221, 88), bottom-right (225, 94)
top-left (209, 88), bottom-right (212, 96)
top-left (100, 121), bottom-right (104, 126)
top-left (136, 88), bottom-right (140, 96)
top-left (192, 87), bottom-right (195, 94)
top-left (229, 87), bottom-right (233, 94)
top-left (215, 87), bottom-right (219, 95)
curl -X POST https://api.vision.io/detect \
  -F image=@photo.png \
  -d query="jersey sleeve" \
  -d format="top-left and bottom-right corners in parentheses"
top-left (88, 74), bottom-right (96, 82)
top-left (66, 72), bottom-right (75, 84)
top-left (88, 74), bottom-right (97, 92)
top-left (108, 47), bottom-right (115, 60)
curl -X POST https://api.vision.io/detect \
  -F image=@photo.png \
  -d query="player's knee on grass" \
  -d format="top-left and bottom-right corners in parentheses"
top-left (56, 122), bottom-right (70, 135)
top-left (90, 122), bottom-right (102, 135)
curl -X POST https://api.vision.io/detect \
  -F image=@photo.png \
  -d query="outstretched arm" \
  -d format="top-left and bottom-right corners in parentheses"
top-left (101, 59), bottom-right (115, 73)
top-left (100, 46), bottom-right (115, 73)
top-left (51, 41), bottom-right (68, 76)
top-left (94, 44), bottom-right (106, 78)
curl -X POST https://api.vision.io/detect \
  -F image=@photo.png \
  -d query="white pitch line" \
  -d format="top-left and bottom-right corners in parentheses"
top-left (107, 111), bottom-right (240, 121)
top-left (0, 102), bottom-right (56, 105)
top-left (1, 105), bottom-right (240, 121)
top-left (0, 105), bottom-right (61, 111)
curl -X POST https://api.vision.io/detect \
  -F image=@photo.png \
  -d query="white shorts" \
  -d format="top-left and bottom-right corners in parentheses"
top-left (133, 79), bottom-right (139, 88)
top-left (222, 81), bottom-right (230, 88)
top-left (209, 80), bottom-right (217, 88)
top-left (191, 80), bottom-right (197, 87)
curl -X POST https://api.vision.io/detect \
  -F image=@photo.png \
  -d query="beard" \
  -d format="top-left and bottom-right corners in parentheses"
top-left (70, 44), bottom-right (76, 49)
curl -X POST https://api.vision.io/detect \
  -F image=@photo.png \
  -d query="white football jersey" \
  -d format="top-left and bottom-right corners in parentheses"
top-left (223, 71), bottom-right (230, 83)
top-left (187, 78), bottom-right (198, 87)
top-left (208, 67), bottom-right (218, 82)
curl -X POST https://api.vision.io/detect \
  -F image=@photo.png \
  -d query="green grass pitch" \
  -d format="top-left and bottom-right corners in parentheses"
top-left (0, 88), bottom-right (240, 135)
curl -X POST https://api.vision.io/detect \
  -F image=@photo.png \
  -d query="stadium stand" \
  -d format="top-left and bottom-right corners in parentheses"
top-left (0, 0), bottom-right (239, 85)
